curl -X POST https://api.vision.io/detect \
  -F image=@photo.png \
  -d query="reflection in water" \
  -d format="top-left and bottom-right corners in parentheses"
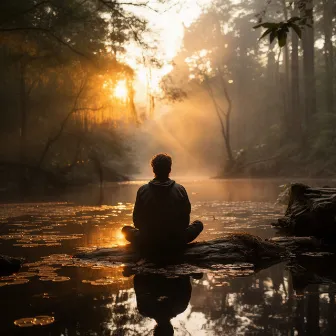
top-left (1, 179), bottom-right (336, 335)
top-left (133, 274), bottom-right (195, 335)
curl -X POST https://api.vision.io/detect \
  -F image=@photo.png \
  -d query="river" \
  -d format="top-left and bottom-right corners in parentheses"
top-left (0, 178), bottom-right (335, 335)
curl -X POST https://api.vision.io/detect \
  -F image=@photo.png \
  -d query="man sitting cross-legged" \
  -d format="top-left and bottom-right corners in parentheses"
top-left (122, 153), bottom-right (203, 248)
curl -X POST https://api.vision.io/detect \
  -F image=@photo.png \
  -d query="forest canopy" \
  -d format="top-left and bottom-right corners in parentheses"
top-left (0, 0), bottom-right (155, 190)
top-left (0, 0), bottom-right (335, 193)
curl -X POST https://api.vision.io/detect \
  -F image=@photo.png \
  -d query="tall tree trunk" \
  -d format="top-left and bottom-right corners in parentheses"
top-left (235, 36), bottom-right (248, 149)
top-left (204, 76), bottom-right (234, 167)
top-left (281, 0), bottom-right (291, 139)
top-left (19, 59), bottom-right (27, 164)
top-left (126, 79), bottom-right (138, 125)
top-left (148, 94), bottom-right (155, 119)
top-left (301, 0), bottom-right (316, 129)
top-left (266, 50), bottom-right (276, 128)
top-left (219, 75), bottom-right (234, 164)
top-left (291, 5), bottom-right (301, 140)
top-left (323, 0), bottom-right (334, 114)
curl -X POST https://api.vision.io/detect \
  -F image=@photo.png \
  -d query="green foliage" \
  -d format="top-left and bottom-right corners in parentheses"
top-left (254, 17), bottom-right (303, 47)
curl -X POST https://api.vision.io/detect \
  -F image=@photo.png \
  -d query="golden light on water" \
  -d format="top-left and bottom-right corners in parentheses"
top-left (116, 230), bottom-right (127, 246)
top-left (113, 80), bottom-right (128, 101)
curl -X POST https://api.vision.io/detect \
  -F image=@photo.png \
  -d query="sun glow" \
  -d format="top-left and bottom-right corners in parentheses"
top-left (116, 230), bottom-right (127, 246)
top-left (114, 80), bottom-right (128, 101)
top-left (116, 0), bottom-right (209, 105)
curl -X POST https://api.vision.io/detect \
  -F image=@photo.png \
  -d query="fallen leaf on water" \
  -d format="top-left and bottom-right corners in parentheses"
top-left (52, 276), bottom-right (70, 282)
top-left (34, 316), bottom-right (55, 326)
top-left (0, 278), bottom-right (29, 287)
top-left (14, 318), bottom-right (35, 327)
top-left (16, 272), bottom-right (37, 278)
top-left (14, 315), bottom-right (55, 327)
top-left (9, 279), bottom-right (29, 285)
top-left (39, 277), bottom-right (56, 282)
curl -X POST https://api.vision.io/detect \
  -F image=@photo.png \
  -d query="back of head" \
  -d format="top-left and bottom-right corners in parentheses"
top-left (151, 153), bottom-right (172, 181)
top-left (154, 320), bottom-right (174, 336)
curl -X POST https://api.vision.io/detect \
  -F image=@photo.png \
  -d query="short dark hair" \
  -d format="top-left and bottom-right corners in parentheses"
top-left (151, 153), bottom-right (172, 179)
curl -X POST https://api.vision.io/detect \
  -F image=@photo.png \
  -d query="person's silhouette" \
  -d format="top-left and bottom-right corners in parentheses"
top-left (133, 273), bottom-right (196, 335)
top-left (122, 153), bottom-right (203, 248)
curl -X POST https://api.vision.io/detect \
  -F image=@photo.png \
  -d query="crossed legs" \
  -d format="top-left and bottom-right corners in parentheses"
top-left (122, 220), bottom-right (204, 246)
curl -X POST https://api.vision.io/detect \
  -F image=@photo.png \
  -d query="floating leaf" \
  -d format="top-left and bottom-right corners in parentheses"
top-left (33, 316), bottom-right (55, 326)
top-left (52, 276), bottom-right (70, 282)
top-left (14, 316), bottom-right (55, 327)
top-left (16, 272), bottom-right (37, 278)
top-left (9, 279), bottom-right (29, 285)
top-left (39, 277), bottom-right (55, 282)
top-left (14, 318), bottom-right (35, 327)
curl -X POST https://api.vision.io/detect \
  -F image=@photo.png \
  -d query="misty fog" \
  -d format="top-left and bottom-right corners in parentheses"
top-left (1, 0), bottom-right (333, 195)
top-left (1, 1), bottom-right (336, 335)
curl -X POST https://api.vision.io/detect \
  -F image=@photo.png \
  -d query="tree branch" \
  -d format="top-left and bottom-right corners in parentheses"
top-left (98, 0), bottom-right (150, 49)
top-left (100, 0), bottom-right (159, 13)
top-left (240, 155), bottom-right (282, 169)
top-left (0, 1), bottom-right (50, 26)
top-left (37, 79), bottom-right (106, 168)
top-left (0, 27), bottom-right (91, 60)
top-left (203, 76), bottom-right (228, 142)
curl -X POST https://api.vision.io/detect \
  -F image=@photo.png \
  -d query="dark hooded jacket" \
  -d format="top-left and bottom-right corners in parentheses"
top-left (133, 179), bottom-right (191, 241)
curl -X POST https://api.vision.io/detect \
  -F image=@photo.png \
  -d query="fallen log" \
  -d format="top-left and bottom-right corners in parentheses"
top-left (0, 255), bottom-right (24, 276)
top-left (76, 234), bottom-right (287, 262)
top-left (75, 233), bottom-right (307, 275)
top-left (268, 236), bottom-right (322, 252)
top-left (273, 183), bottom-right (336, 237)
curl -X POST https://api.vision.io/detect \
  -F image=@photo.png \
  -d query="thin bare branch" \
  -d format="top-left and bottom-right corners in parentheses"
top-left (101, 0), bottom-right (159, 13)
top-left (37, 78), bottom-right (92, 168)
top-left (241, 155), bottom-right (282, 169)
top-left (204, 76), bottom-right (227, 142)
top-left (98, 0), bottom-right (150, 49)
top-left (217, 70), bottom-right (234, 162)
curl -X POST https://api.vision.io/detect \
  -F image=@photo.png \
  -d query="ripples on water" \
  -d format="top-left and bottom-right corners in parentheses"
top-left (0, 179), bottom-right (335, 335)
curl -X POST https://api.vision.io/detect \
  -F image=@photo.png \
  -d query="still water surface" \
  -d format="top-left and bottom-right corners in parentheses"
top-left (0, 179), bottom-right (336, 335)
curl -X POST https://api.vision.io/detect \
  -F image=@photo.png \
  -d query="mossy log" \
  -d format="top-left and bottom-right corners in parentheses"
top-left (0, 255), bottom-right (23, 275)
top-left (268, 236), bottom-right (322, 252)
top-left (74, 234), bottom-right (326, 275)
top-left (273, 183), bottom-right (336, 237)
